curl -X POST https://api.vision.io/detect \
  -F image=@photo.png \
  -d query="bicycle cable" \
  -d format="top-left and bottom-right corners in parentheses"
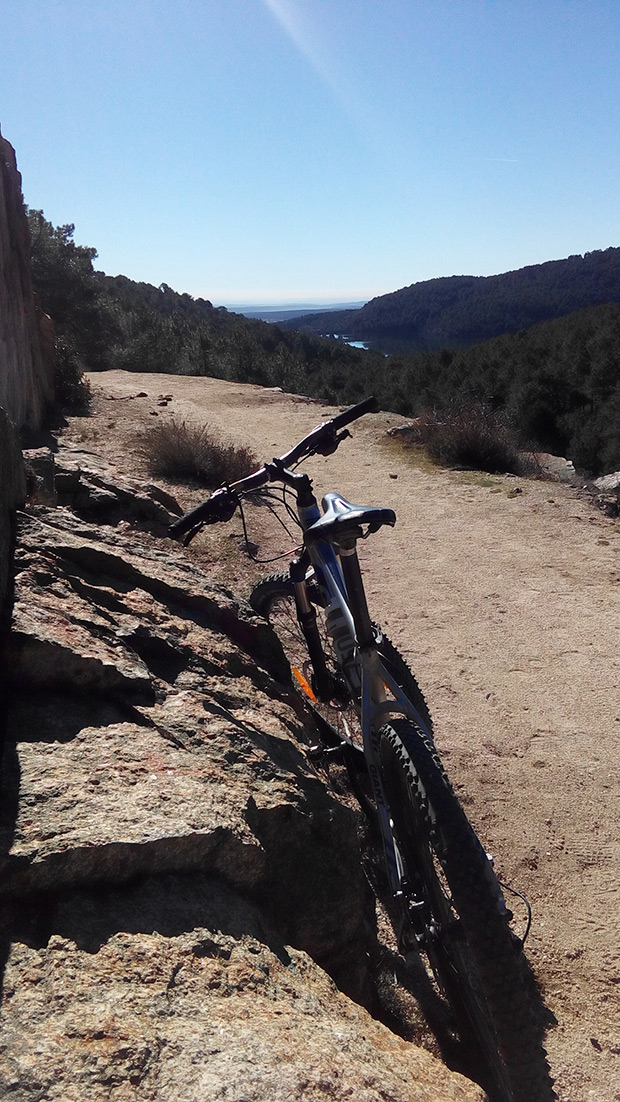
top-left (252, 487), bottom-right (301, 540)
top-left (224, 448), bottom-right (312, 563)
top-left (237, 493), bottom-right (302, 564)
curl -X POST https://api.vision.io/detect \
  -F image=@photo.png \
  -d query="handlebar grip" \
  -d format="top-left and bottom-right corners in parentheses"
top-left (168, 487), bottom-right (237, 539)
top-left (331, 395), bottom-right (377, 431)
top-left (168, 500), bottom-right (213, 538)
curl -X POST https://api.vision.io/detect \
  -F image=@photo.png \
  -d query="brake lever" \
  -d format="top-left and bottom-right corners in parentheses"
top-left (313, 428), bottom-right (351, 457)
top-left (182, 524), bottom-right (204, 547)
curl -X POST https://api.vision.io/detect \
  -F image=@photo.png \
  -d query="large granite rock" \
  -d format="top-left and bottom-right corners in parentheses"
top-left (0, 127), bottom-right (53, 429)
top-left (0, 499), bottom-right (371, 997)
top-left (1, 878), bottom-right (482, 1101)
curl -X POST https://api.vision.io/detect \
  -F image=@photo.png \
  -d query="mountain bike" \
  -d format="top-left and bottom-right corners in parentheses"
top-left (169, 396), bottom-right (555, 1102)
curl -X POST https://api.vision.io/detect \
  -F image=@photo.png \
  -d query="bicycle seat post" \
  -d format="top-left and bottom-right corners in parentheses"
top-left (336, 535), bottom-right (375, 649)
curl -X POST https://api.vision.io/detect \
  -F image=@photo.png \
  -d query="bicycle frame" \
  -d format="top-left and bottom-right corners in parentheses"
top-left (291, 480), bottom-right (433, 901)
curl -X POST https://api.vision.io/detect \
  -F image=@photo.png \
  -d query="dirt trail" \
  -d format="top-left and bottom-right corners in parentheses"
top-left (69, 371), bottom-right (620, 1102)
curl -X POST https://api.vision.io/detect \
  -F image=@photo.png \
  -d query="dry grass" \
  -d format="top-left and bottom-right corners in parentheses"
top-left (399, 403), bottom-right (534, 476)
top-left (137, 419), bottom-right (257, 487)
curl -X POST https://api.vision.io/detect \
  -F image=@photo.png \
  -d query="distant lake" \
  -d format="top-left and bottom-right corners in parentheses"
top-left (332, 334), bottom-right (392, 355)
top-left (332, 334), bottom-right (370, 350)
top-left (331, 333), bottom-right (426, 357)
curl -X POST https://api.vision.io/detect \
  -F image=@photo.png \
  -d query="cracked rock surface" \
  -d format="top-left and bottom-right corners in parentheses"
top-left (1, 878), bottom-right (481, 1102)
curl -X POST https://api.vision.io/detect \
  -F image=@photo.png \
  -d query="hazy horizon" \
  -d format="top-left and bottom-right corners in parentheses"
top-left (218, 298), bottom-right (367, 310)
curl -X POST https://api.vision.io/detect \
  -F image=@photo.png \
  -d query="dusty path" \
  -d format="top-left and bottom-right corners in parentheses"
top-left (67, 371), bottom-right (620, 1102)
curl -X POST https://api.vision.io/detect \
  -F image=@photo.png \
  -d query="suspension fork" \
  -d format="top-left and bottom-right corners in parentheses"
top-left (296, 531), bottom-right (406, 895)
top-left (289, 555), bottom-right (335, 701)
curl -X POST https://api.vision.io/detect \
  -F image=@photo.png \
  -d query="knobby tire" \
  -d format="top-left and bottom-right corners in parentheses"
top-left (250, 573), bottom-right (554, 1100)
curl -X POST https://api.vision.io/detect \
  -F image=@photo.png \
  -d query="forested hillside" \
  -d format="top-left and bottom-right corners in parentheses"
top-left (372, 304), bottom-right (620, 474)
top-left (284, 250), bottom-right (620, 352)
top-left (29, 210), bottom-right (620, 475)
top-left (28, 210), bottom-right (377, 396)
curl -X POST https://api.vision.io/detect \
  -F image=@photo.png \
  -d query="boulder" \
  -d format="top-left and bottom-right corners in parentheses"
top-left (593, 470), bottom-right (620, 494)
top-left (1, 877), bottom-right (482, 1101)
top-left (531, 452), bottom-right (577, 482)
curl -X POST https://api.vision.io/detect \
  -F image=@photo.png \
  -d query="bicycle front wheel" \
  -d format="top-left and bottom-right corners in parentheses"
top-left (378, 718), bottom-right (555, 1102)
top-left (249, 571), bottom-right (433, 749)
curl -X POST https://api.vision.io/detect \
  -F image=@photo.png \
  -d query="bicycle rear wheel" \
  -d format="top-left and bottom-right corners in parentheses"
top-left (378, 718), bottom-right (555, 1102)
top-left (249, 571), bottom-right (433, 749)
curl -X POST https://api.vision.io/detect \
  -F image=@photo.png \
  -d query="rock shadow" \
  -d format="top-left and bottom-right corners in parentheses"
top-left (12, 872), bottom-right (293, 967)
top-left (0, 692), bottom-right (20, 1003)
top-left (4, 690), bottom-right (151, 744)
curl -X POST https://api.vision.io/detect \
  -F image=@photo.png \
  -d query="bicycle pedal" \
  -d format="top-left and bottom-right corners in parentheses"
top-left (322, 744), bottom-right (347, 758)
top-left (307, 743), bottom-right (345, 761)
top-left (307, 744), bottom-right (325, 760)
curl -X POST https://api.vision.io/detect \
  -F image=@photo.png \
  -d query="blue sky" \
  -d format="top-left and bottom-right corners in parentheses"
top-left (2, 0), bottom-right (620, 304)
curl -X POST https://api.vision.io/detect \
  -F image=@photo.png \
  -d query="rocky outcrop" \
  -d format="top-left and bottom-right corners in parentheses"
top-left (0, 497), bottom-right (371, 985)
top-left (53, 446), bottom-right (184, 528)
top-left (0, 451), bottom-right (483, 1100)
top-left (0, 126), bottom-right (54, 430)
top-left (1, 879), bottom-right (481, 1102)
top-left (0, 126), bottom-right (55, 625)
top-left (0, 406), bottom-right (26, 624)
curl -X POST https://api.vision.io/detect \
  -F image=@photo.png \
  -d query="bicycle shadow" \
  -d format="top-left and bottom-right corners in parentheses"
top-left (372, 931), bottom-right (557, 1096)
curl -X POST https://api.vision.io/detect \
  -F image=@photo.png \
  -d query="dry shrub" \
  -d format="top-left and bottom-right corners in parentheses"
top-left (407, 403), bottom-right (524, 474)
top-left (138, 419), bottom-right (257, 487)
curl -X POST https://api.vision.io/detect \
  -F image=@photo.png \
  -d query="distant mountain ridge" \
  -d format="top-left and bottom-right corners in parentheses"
top-left (282, 249), bottom-right (620, 351)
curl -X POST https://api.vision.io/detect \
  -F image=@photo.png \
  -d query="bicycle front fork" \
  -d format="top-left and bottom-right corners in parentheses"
top-left (289, 556), bottom-right (335, 702)
top-left (290, 537), bottom-right (373, 702)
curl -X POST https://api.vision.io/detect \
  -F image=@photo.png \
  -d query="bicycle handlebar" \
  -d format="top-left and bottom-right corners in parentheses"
top-left (168, 395), bottom-right (377, 541)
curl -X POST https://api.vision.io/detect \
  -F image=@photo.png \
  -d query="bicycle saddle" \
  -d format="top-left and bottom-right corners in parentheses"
top-left (305, 493), bottom-right (396, 544)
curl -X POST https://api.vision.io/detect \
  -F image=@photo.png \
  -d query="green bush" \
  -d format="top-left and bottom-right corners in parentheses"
top-left (405, 403), bottom-right (524, 474)
top-left (137, 419), bottom-right (257, 487)
top-left (53, 337), bottom-right (92, 414)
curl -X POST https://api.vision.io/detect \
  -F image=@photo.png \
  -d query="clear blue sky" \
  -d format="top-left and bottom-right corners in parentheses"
top-left (2, 0), bottom-right (619, 305)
